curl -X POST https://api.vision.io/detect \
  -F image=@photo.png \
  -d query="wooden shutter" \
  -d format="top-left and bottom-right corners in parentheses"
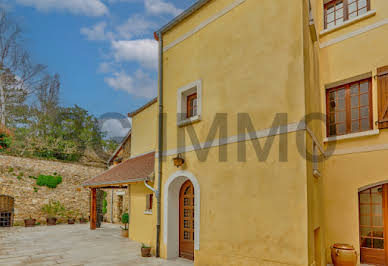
top-left (377, 66), bottom-right (388, 129)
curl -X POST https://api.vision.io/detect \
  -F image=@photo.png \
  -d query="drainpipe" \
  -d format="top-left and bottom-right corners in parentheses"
top-left (155, 31), bottom-right (163, 258)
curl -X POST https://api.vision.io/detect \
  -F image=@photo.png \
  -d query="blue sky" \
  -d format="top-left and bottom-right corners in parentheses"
top-left (1, 0), bottom-right (197, 119)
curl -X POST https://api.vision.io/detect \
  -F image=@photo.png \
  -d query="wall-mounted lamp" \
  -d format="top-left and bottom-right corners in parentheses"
top-left (172, 153), bottom-right (185, 168)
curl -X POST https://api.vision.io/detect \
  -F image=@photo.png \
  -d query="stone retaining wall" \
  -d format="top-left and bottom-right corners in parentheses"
top-left (0, 155), bottom-right (105, 225)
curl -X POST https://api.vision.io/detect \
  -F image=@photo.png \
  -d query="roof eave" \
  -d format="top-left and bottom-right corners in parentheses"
top-left (83, 177), bottom-right (146, 188)
top-left (156, 0), bottom-right (211, 35)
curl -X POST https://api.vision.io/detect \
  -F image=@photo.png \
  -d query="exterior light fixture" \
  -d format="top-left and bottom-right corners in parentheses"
top-left (173, 153), bottom-right (185, 168)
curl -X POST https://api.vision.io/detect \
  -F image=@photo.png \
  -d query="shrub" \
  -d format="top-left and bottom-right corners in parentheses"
top-left (41, 200), bottom-right (65, 218)
top-left (0, 128), bottom-right (12, 150)
top-left (36, 174), bottom-right (62, 188)
top-left (121, 213), bottom-right (129, 230)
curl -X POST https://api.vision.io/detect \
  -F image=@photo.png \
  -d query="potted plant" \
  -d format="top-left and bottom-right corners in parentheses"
top-left (141, 243), bottom-right (151, 257)
top-left (41, 200), bottom-right (65, 225)
top-left (65, 209), bottom-right (76, 224)
top-left (121, 213), bottom-right (129, 237)
top-left (79, 213), bottom-right (88, 224)
top-left (24, 215), bottom-right (36, 227)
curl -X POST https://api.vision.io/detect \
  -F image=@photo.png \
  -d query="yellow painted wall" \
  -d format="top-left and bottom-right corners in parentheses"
top-left (159, 133), bottom-right (309, 265)
top-left (128, 182), bottom-right (156, 249)
top-left (126, 103), bottom-right (158, 251)
top-left (157, 1), bottom-right (315, 264)
top-left (130, 102), bottom-right (157, 156)
top-left (315, 0), bottom-right (388, 263)
top-left (162, 0), bottom-right (306, 152)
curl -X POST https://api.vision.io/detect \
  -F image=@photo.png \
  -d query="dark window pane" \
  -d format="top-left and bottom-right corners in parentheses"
top-left (351, 95), bottom-right (359, 107)
top-left (360, 215), bottom-right (371, 226)
top-left (373, 204), bottom-right (383, 216)
top-left (337, 111), bottom-right (346, 122)
top-left (360, 107), bottom-right (369, 118)
top-left (361, 237), bottom-right (372, 248)
top-left (351, 84), bottom-right (359, 95)
top-left (360, 94), bottom-right (369, 106)
top-left (337, 124), bottom-right (346, 134)
top-left (360, 204), bottom-right (370, 215)
top-left (351, 120), bottom-right (359, 132)
top-left (373, 216), bottom-right (384, 227)
top-left (372, 192), bottom-right (382, 204)
top-left (360, 81), bottom-right (369, 93)
top-left (361, 119), bottom-right (370, 131)
top-left (374, 238), bottom-right (384, 249)
top-left (361, 227), bottom-right (373, 237)
top-left (351, 109), bottom-right (359, 119)
top-left (360, 192), bottom-right (370, 203)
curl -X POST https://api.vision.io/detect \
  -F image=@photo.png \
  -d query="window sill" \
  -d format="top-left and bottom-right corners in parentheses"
top-left (144, 210), bottom-right (152, 215)
top-left (177, 115), bottom-right (201, 127)
top-left (320, 10), bottom-right (376, 37)
top-left (324, 129), bottom-right (379, 143)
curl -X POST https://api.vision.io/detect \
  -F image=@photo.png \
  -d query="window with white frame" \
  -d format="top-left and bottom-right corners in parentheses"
top-left (177, 80), bottom-right (202, 126)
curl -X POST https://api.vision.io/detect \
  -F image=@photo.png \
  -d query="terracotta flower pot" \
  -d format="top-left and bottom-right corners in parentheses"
top-left (24, 218), bottom-right (36, 227)
top-left (331, 243), bottom-right (357, 266)
top-left (46, 217), bottom-right (57, 225)
top-left (79, 218), bottom-right (88, 224)
top-left (121, 229), bottom-right (128, 238)
top-left (67, 218), bottom-right (75, 224)
top-left (141, 247), bottom-right (151, 257)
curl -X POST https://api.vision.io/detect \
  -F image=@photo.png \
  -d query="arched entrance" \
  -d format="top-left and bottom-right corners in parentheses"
top-left (164, 170), bottom-right (200, 260)
top-left (359, 184), bottom-right (387, 264)
top-left (179, 180), bottom-right (194, 260)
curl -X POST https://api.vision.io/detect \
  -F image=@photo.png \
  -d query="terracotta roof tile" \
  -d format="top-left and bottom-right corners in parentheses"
top-left (83, 152), bottom-right (155, 187)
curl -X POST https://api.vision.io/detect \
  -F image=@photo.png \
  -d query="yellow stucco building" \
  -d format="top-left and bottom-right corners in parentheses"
top-left (85, 0), bottom-right (388, 265)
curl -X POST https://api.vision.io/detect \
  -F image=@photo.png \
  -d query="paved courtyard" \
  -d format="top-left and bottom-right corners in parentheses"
top-left (0, 223), bottom-right (193, 266)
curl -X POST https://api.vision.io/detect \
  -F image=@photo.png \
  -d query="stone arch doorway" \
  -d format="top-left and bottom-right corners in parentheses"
top-left (164, 171), bottom-right (200, 260)
top-left (0, 195), bottom-right (14, 227)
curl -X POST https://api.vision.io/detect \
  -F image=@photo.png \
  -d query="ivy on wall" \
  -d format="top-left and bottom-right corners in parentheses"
top-left (103, 191), bottom-right (107, 214)
top-left (36, 173), bottom-right (63, 188)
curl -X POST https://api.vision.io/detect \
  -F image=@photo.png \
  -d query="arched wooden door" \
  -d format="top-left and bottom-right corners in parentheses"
top-left (359, 184), bottom-right (388, 265)
top-left (179, 180), bottom-right (194, 260)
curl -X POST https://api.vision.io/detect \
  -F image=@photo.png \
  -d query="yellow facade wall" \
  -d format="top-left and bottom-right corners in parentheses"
top-left (315, 0), bottom-right (388, 263)
top-left (162, 0), bottom-right (306, 153)
top-left (126, 102), bottom-right (158, 251)
top-left (130, 102), bottom-right (157, 156)
top-left (128, 182), bottom-right (156, 248)
top-left (159, 133), bottom-right (309, 265)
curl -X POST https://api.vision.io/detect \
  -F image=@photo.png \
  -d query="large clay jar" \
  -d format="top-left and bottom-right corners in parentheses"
top-left (331, 244), bottom-right (357, 266)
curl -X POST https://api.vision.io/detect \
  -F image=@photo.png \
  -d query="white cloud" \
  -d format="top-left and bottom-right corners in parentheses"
top-left (15, 0), bottom-right (109, 16)
top-left (144, 0), bottom-right (182, 16)
top-left (116, 14), bottom-right (156, 39)
top-left (80, 22), bottom-right (114, 41)
top-left (111, 39), bottom-right (158, 70)
top-left (101, 118), bottom-right (131, 139)
top-left (105, 69), bottom-right (156, 98)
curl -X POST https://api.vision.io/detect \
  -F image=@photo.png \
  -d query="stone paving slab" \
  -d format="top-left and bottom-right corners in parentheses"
top-left (0, 224), bottom-right (193, 266)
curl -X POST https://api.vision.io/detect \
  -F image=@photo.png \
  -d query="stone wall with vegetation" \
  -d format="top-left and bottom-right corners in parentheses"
top-left (0, 155), bottom-right (104, 225)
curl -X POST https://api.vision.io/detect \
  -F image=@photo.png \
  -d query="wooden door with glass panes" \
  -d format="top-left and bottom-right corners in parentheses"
top-left (179, 180), bottom-right (194, 260)
top-left (359, 184), bottom-right (388, 265)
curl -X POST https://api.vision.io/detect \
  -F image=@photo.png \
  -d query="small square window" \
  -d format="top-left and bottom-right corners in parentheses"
top-left (177, 80), bottom-right (202, 126)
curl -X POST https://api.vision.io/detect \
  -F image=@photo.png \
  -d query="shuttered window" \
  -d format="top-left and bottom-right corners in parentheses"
top-left (377, 66), bottom-right (388, 129)
top-left (326, 78), bottom-right (373, 136)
